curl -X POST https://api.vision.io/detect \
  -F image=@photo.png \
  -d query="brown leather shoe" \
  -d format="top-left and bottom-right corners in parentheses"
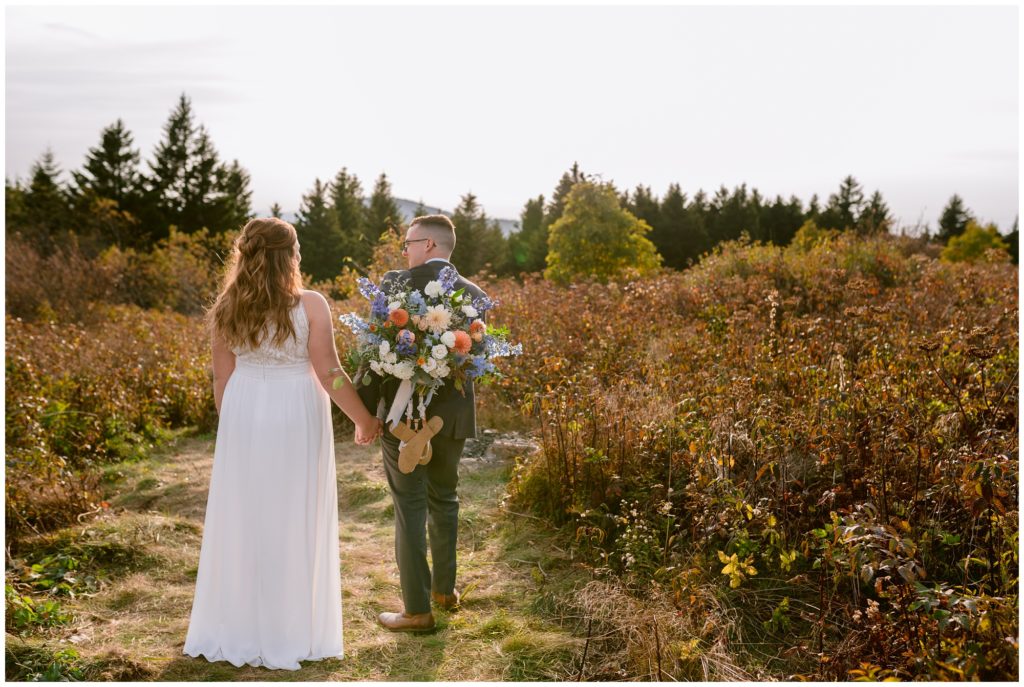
top-left (431, 589), bottom-right (461, 611)
top-left (377, 610), bottom-right (435, 633)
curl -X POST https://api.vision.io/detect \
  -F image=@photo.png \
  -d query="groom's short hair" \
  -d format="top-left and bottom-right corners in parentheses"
top-left (411, 214), bottom-right (456, 254)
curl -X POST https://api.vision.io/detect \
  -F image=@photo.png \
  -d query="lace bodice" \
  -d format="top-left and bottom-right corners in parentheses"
top-left (232, 300), bottom-right (310, 365)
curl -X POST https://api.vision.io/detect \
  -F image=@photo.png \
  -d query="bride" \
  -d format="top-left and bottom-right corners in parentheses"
top-left (182, 217), bottom-right (381, 670)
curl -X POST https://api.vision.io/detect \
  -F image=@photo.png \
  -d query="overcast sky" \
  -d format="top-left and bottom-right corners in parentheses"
top-left (6, 4), bottom-right (1019, 230)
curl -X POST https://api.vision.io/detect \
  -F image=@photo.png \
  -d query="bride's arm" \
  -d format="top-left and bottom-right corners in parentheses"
top-left (304, 290), bottom-right (380, 442)
top-left (211, 331), bottom-right (236, 415)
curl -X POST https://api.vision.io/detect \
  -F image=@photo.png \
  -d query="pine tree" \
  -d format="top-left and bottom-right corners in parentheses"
top-left (23, 149), bottom-right (70, 248)
top-left (626, 184), bottom-right (661, 233)
top-left (545, 181), bottom-right (661, 284)
top-left (71, 119), bottom-right (143, 214)
top-left (365, 173), bottom-right (402, 240)
top-left (759, 194), bottom-right (805, 246)
top-left (269, 202), bottom-right (283, 218)
top-left (146, 94), bottom-right (195, 238)
top-left (544, 162), bottom-right (587, 228)
top-left (858, 190), bottom-right (893, 235)
top-left (1005, 216), bottom-right (1018, 265)
top-left (936, 194), bottom-right (973, 244)
top-left (145, 94), bottom-right (252, 239)
top-left (413, 199), bottom-right (429, 217)
top-left (330, 167), bottom-right (369, 267)
top-left (819, 175), bottom-right (865, 231)
top-left (213, 159), bottom-right (253, 232)
top-left (658, 183), bottom-right (712, 269)
top-left (509, 194), bottom-right (547, 273)
top-left (181, 126), bottom-right (221, 232)
top-left (708, 184), bottom-right (759, 245)
top-left (294, 178), bottom-right (344, 281)
top-left (450, 192), bottom-right (507, 277)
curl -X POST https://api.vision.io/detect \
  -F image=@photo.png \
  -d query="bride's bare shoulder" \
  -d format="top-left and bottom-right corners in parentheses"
top-left (299, 289), bottom-right (331, 321)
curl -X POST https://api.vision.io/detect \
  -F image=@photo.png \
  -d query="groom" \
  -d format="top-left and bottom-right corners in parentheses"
top-left (357, 214), bottom-right (488, 632)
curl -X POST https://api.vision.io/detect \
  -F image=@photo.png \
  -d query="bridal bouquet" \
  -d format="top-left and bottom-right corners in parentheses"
top-left (339, 266), bottom-right (521, 430)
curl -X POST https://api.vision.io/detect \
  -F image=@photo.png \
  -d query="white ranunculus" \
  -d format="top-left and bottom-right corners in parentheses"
top-left (424, 280), bottom-right (444, 298)
top-left (392, 361), bottom-right (415, 380)
top-left (421, 357), bottom-right (437, 373)
top-left (440, 331), bottom-right (456, 348)
top-left (435, 361), bottom-right (451, 378)
top-left (431, 344), bottom-right (448, 360)
top-left (461, 304), bottom-right (479, 318)
top-left (378, 341), bottom-right (391, 357)
top-left (388, 300), bottom-right (402, 312)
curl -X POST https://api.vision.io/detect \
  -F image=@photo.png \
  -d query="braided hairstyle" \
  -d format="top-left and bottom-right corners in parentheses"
top-left (208, 217), bottom-right (303, 350)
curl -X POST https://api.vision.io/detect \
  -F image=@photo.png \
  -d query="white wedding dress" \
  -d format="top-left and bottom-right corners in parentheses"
top-left (183, 299), bottom-right (343, 670)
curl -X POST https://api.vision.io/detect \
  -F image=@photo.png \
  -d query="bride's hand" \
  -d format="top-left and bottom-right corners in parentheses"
top-left (355, 416), bottom-right (382, 445)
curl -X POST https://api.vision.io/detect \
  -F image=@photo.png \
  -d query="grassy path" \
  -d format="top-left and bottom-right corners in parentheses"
top-left (6, 431), bottom-right (588, 681)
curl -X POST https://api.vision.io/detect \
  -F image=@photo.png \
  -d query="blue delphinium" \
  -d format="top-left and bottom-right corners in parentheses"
top-left (408, 290), bottom-right (428, 315)
top-left (371, 292), bottom-right (390, 319)
top-left (439, 266), bottom-right (459, 293)
top-left (472, 295), bottom-right (499, 313)
top-left (358, 277), bottom-right (381, 301)
top-left (338, 313), bottom-right (369, 334)
top-left (465, 355), bottom-right (496, 380)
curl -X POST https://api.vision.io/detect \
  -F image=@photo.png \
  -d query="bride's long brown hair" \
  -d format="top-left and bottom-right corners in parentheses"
top-left (208, 217), bottom-right (303, 349)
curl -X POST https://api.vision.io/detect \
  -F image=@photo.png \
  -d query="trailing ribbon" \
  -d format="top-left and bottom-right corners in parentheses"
top-left (386, 379), bottom-right (415, 432)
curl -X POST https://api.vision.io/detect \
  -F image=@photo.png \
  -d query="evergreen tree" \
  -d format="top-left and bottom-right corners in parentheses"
top-left (545, 181), bottom-right (661, 284)
top-left (544, 162), bottom-right (587, 228)
top-left (213, 159), bottom-right (253, 231)
top-left (936, 194), bottom-right (973, 244)
top-left (23, 149), bottom-right (70, 248)
top-left (1005, 216), bottom-right (1018, 265)
top-left (330, 167), bottom-right (369, 267)
top-left (146, 94), bottom-right (195, 237)
top-left (269, 202), bottom-right (283, 218)
top-left (759, 194), bottom-right (805, 246)
top-left (450, 192), bottom-right (507, 277)
top-left (365, 173), bottom-right (402, 240)
top-left (71, 118), bottom-right (143, 215)
top-left (858, 190), bottom-right (893, 235)
top-left (413, 199), bottom-right (429, 217)
top-left (819, 175), bottom-right (864, 231)
top-left (509, 194), bottom-right (547, 274)
top-left (708, 184), bottom-right (759, 245)
top-left (181, 126), bottom-right (222, 232)
top-left (807, 193), bottom-right (821, 220)
top-left (657, 183), bottom-right (711, 268)
top-left (294, 178), bottom-right (344, 281)
top-left (145, 94), bottom-right (252, 239)
top-left (626, 184), bottom-right (661, 234)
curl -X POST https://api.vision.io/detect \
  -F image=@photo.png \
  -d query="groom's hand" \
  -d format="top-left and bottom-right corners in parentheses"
top-left (355, 417), bottom-right (383, 445)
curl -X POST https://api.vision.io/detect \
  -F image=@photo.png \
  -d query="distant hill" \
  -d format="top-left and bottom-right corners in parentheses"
top-left (275, 198), bottom-right (521, 237)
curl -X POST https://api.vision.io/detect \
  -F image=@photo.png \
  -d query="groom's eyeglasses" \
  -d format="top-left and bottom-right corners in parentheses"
top-left (401, 238), bottom-right (430, 251)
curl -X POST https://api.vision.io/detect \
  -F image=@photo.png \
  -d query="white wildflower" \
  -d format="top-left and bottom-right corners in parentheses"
top-left (392, 361), bottom-right (415, 380)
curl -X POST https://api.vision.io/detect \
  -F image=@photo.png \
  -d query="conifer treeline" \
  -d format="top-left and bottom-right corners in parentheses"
top-left (6, 94), bottom-right (1018, 280)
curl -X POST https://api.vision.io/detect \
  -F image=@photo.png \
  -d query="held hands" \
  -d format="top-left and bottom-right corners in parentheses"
top-left (355, 416), bottom-right (383, 446)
